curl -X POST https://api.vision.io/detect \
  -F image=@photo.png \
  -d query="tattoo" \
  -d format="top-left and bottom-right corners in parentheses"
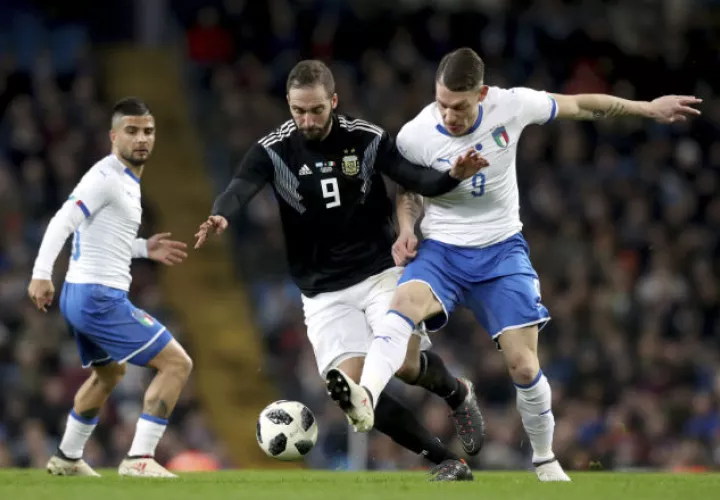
top-left (78, 408), bottom-right (101, 419)
top-left (582, 102), bottom-right (628, 120)
top-left (401, 192), bottom-right (422, 221)
top-left (144, 398), bottom-right (170, 418)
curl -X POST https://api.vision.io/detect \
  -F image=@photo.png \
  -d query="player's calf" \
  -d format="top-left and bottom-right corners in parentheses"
top-left (126, 340), bottom-right (193, 461)
top-left (397, 349), bottom-right (485, 455)
top-left (499, 327), bottom-right (557, 467)
top-left (56, 362), bottom-right (127, 463)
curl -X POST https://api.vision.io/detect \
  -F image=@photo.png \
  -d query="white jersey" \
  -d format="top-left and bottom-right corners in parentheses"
top-left (32, 154), bottom-right (147, 291)
top-left (397, 86), bottom-right (557, 247)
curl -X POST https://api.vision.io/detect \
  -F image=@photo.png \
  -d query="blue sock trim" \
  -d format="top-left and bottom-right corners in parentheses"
top-left (388, 309), bottom-right (415, 329)
top-left (514, 369), bottom-right (544, 389)
top-left (140, 413), bottom-right (168, 426)
top-left (70, 409), bottom-right (99, 426)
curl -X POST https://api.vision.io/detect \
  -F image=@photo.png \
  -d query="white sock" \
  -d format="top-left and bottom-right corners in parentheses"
top-left (360, 310), bottom-right (414, 407)
top-left (128, 413), bottom-right (168, 457)
top-left (59, 410), bottom-right (98, 459)
top-left (515, 370), bottom-right (555, 463)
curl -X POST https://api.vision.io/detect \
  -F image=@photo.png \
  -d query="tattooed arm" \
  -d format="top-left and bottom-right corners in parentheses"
top-left (551, 93), bottom-right (702, 124)
top-left (392, 186), bottom-right (424, 266)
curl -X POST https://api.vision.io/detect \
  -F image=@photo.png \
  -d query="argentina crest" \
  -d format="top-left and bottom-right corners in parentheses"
top-left (341, 154), bottom-right (360, 176)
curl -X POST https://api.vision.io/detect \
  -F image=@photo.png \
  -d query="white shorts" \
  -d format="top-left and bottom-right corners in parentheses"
top-left (302, 266), bottom-right (432, 376)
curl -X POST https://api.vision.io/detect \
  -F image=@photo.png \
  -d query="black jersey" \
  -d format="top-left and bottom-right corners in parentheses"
top-left (212, 114), bottom-right (460, 297)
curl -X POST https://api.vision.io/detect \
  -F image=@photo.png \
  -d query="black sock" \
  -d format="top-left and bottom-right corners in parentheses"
top-left (55, 448), bottom-right (79, 462)
top-left (412, 351), bottom-right (468, 410)
top-left (374, 392), bottom-right (459, 465)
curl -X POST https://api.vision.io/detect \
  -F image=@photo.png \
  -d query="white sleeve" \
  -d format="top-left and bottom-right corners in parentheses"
top-left (396, 122), bottom-right (430, 167)
top-left (31, 173), bottom-right (112, 280)
top-left (132, 238), bottom-right (149, 258)
top-left (512, 87), bottom-right (558, 126)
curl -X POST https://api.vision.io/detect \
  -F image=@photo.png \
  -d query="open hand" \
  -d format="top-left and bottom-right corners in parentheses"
top-left (648, 95), bottom-right (702, 124)
top-left (194, 215), bottom-right (229, 249)
top-left (448, 149), bottom-right (490, 180)
top-left (147, 232), bottom-right (188, 266)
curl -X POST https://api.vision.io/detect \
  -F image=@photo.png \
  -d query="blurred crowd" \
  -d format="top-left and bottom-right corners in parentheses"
top-left (183, 0), bottom-right (720, 471)
top-left (0, 9), bottom-right (221, 469)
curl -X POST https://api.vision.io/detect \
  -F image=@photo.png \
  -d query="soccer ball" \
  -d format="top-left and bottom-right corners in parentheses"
top-left (256, 400), bottom-right (318, 460)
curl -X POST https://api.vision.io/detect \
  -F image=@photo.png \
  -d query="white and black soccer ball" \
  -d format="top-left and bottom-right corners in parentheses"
top-left (256, 400), bottom-right (318, 460)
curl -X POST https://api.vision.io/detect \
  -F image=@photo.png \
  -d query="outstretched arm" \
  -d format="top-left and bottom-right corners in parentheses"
top-left (195, 144), bottom-right (272, 248)
top-left (551, 93), bottom-right (702, 124)
top-left (212, 144), bottom-right (272, 220)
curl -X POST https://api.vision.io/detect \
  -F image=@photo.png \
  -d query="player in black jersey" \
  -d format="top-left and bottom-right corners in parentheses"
top-left (195, 60), bottom-right (486, 480)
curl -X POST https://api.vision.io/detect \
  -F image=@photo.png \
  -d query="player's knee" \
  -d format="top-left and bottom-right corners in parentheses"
top-left (93, 363), bottom-right (127, 391)
top-left (505, 348), bottom-right (540, 386)
top-left (175, 352), bottom-right (194, 380)
top-left (164, 350), bottom-right (193, 381)
top-left (391, 288), bottom-right (435, 324)
top-left (152, 341), bottom-right (193, 381)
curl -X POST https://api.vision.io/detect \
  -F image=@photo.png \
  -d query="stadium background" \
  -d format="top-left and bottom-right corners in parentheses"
top-left (1, 0), bottom-right (719, 473)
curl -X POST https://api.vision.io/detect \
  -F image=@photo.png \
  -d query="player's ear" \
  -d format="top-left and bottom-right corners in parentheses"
top-left (331, 93), bottom-right (338, 110)
top-left (478, 85), bottom-right (490, 102)
top-left (109, 129), bottom-right (116, 144)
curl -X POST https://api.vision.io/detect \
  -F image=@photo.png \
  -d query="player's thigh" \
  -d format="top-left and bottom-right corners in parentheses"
top-left (91, 361), bottom-right (127, 386)
top-left (396, 240), bottom-right (464, 331)
top-left (301, 291), bottom-right (371, 377)
top-left (364, 267), bottom-right (432, 354)
top-left (64, 283), bottom-right (175, 367)
top-left (61, 283), bottom-right (114, 368)
top-left (464, 273), bottom-right (550, 345)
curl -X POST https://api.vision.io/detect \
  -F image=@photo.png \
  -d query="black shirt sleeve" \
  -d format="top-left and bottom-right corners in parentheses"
top-left (375, 133), bottom-right (460, 196)
top-left (211, 143), bottom-right (273, 220)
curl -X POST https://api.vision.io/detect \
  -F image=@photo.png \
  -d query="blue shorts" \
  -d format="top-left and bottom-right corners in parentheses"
top-left (60, 283), bottom-right (173, 368)
top-left (398, 233), bottom-right (550, 339)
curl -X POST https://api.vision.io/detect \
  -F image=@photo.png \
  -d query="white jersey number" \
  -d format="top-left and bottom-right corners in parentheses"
top-left (321, 178), bottom-right (341, 208)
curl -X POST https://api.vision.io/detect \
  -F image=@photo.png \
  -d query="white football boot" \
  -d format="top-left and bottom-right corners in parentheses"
top-left (325, 368), bottom-right (375, 432)
top-left (47, 455), bottom-right (101, 476)
top-left (534, 457), bottom-right (571, 482)
top-left (118, 457), bottom-right (178, 478)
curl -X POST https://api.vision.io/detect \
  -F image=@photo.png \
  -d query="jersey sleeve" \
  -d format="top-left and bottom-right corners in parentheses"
top-left (511, 87), bottom-right (558, 126)
top-left (68, 168), bottom-right (114, 217)
top-left (211, 143), bottom-right (273, 220)
top-left (31, 171), bottom-right (113, 280)
top-left (395, 121), bottom-right (431, 166)
top-left (376, 132), bottom-right (460, 197)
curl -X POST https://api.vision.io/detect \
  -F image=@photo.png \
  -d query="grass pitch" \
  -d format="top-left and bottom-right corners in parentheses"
top-left (1, 469), bottom-right (718, 500)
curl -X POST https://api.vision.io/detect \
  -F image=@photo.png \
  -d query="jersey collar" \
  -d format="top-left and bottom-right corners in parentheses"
top-left (436, 104), bottom-right (484, 137)
top-left (124, 168), bottom-right (141, 184)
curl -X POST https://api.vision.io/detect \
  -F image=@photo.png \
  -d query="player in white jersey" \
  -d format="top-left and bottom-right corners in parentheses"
top-left (28, 97), bottom-right (191, 478)
top-left (325, 48), bottom-right (702, 481)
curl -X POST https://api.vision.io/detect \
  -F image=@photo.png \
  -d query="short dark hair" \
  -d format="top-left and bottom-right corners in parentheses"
top-left (286, 60), bottom-right (335, 97)
top-left (436, 48), bottom-right (485, 92)
top-left (111, 97), bottom-right (151, 125)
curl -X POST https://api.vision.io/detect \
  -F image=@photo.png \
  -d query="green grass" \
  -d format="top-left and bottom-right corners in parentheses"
top-left (1, 470), bottom-right (719, 500)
